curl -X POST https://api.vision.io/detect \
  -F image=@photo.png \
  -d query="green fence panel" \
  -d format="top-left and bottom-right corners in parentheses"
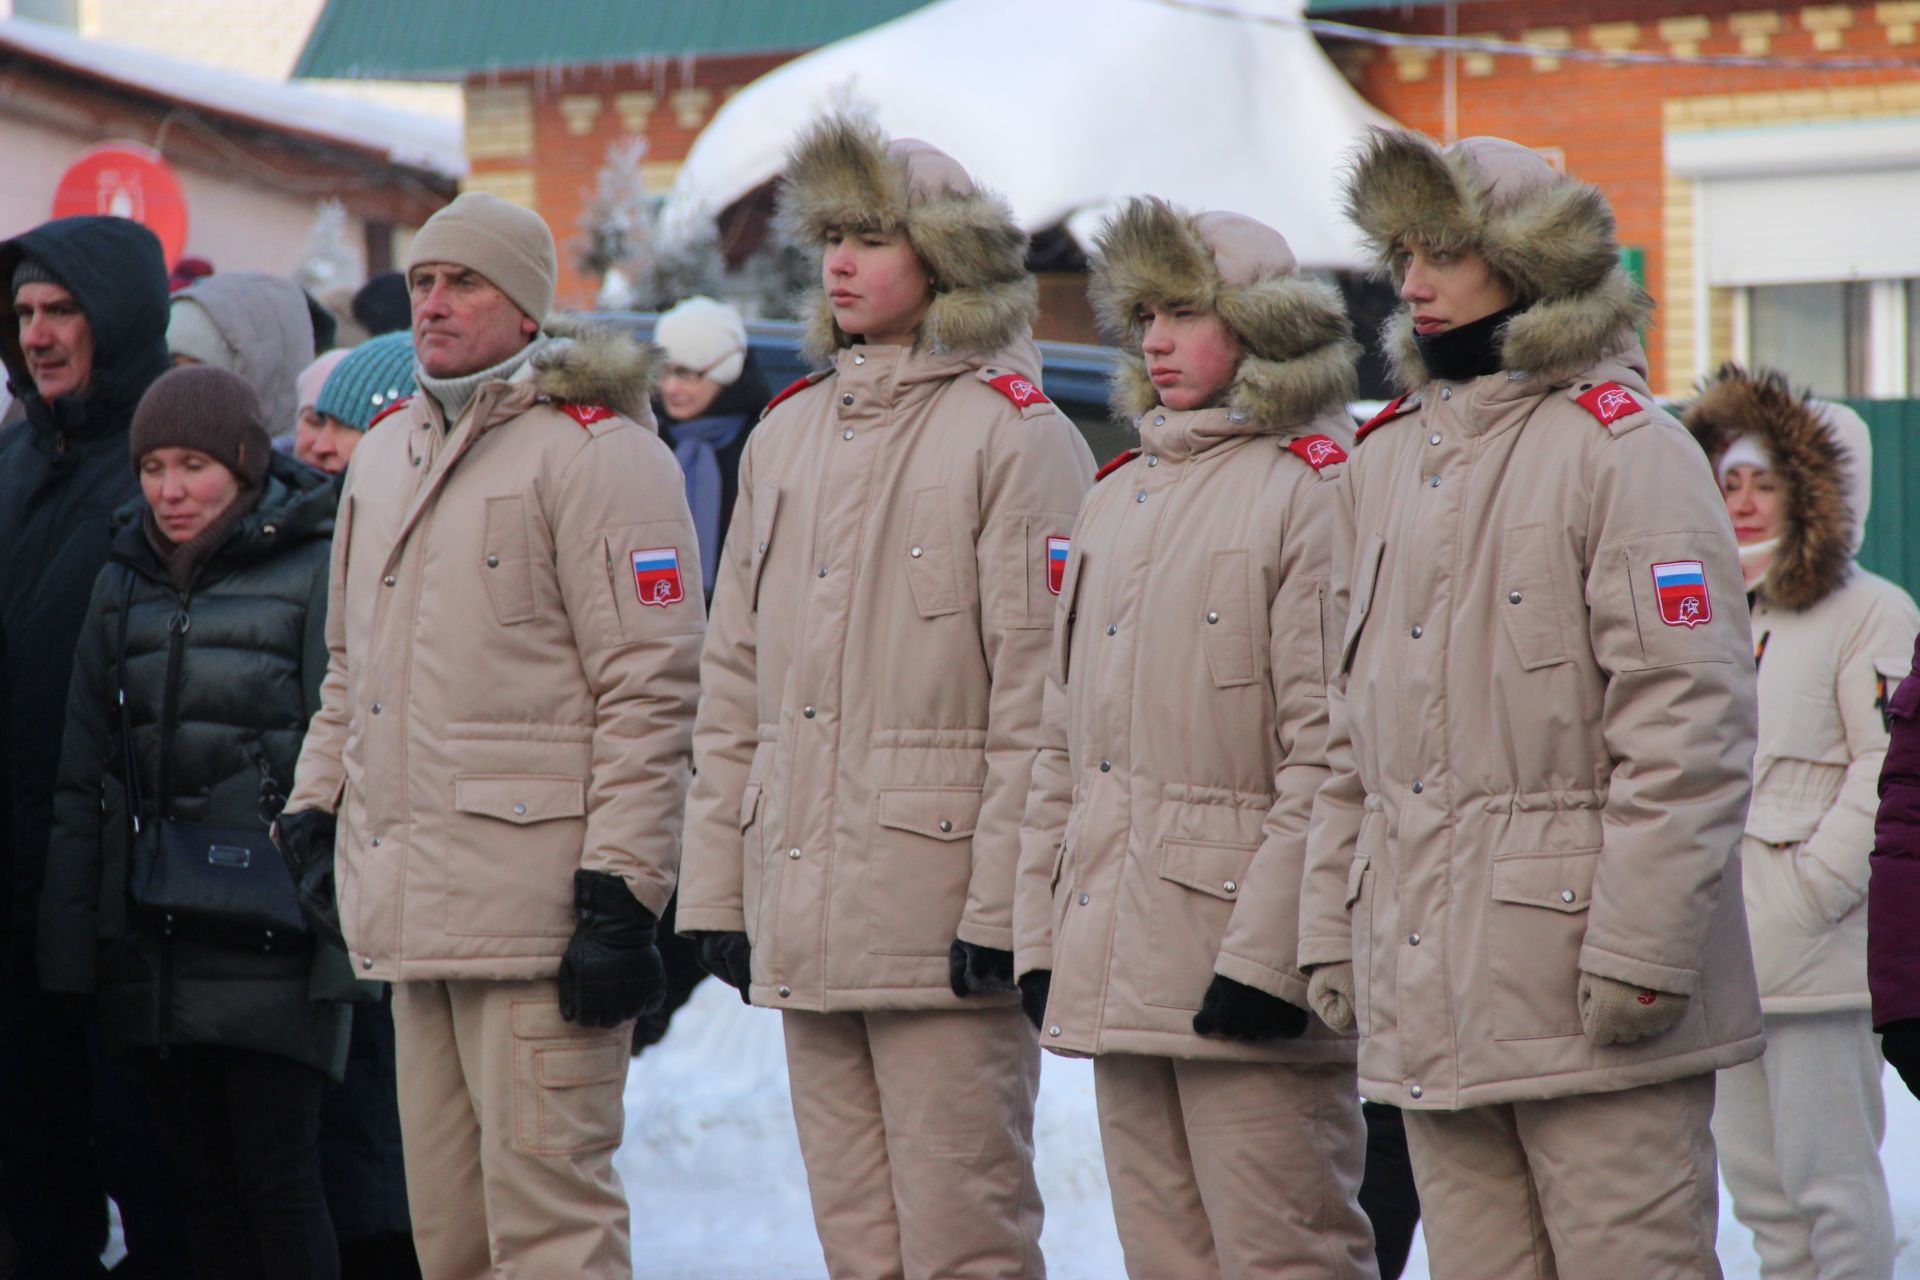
top-left (1844, 398), bottom-right (1920, 599)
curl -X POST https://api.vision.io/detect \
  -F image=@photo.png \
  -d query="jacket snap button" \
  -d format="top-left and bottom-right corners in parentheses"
top-left (1135, 491), bottom-right (1147, 503)
top-left (513, 803), bottom-right (527, 815)
top-left (1408, 933), bottom-right (1421, 945)
top-left (1409, 1084), bottom-right (1424, 1099)
top-left (370, 836), bottom-right (381, 847)
top-left (1440, 388), bottom-right (1452, 400)
top-left (1411, 625), bottom-right (1423, 639)
top-left (1411, 780), bottom-right (1424, 794)
top-left (1206, 611), bottom-right (1219, 624)
top-left (1509, 591), bottom-right (1523, 604)
top-left (1429, 433), bottom-right (1442, 445)
top-left (361, 957), bottom-right (373, 970)
top-left (818, 566), bottom-right (828, 577)
top-left (1106, 624), bottom-right (1117, 636)
top-left (841, 393), bottom-right (854, 406)
top-left (1099, 760), bottom-right (1111, 772)
top-left (842, 429), bottom-right (854, 441)
top-left (1049, 1025), bottom-right (1062, 1036)
top-left (757, 541), bottom-right (767, 554)
top-left (778, 986), bottom-right (791, 998)
top-left (853, 353), bottom-right (866, 364)
top-left (371, 703), bottom-right (382, 714)
top-left (1152, 415), bottom-right (1165, 426)
top-left (938, 819), bottom-right (953, 833)
top-left (788, 848), bottom-right (801, 860)
top-left (1561, 889), bottom-right (1576, 903)
top-left (1222, 880), bottom-right (1237, 894)
top-left (486, 555), bottom-right (500, 568)
top-left (1427, 476), bottom-right (1441, 488)
top-left (1078, 893), bottom-right (1089, 906)
top-left (383, 574), bottom-right (396, 586)
top-left (910, 546), bottom-right (923, 558)
top-left (1146, 456), bottom-right (1158, 467)
top-left (803, 706), bottom-right (816, 718)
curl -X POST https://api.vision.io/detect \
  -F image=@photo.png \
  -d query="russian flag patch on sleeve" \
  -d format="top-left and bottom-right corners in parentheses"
top-left (631, 547), bottom-right (686, 607)
top-left (1651, 560), bottom-right (1712, 628)
top-left (1046, 535), bottom-right (1070, 595)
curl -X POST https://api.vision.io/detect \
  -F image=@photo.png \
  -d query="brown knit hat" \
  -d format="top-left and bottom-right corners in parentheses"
top-left (129, 365), bottom-right (272, 489)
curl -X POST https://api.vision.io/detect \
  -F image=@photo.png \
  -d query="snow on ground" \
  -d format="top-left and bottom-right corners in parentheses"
top-left (625, 980), bottom-right (1920, 1279)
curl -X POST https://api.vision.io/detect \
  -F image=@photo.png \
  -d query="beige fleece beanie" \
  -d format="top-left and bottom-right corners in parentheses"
top-left (406, 191), bottom-right (557, 323)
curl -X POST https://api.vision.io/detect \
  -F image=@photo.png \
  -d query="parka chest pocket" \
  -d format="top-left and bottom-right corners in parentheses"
top-left (904, 487), bottom-right (963, 618)
top-left (1497, 524), bottom-right (1571, 670)
top-left (481, 495), bottom-right (538, 625)
top-left (1202, 549), bottom-right (1257, 687)
top-left (748, 489), bottom-right (780, 612)
top-left (1339, 534), bottom-right (1387, 677)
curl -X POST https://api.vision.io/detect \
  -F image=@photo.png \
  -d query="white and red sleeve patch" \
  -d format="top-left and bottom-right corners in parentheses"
top-left (630, 547), bottom-right (686, 607)
top-left (1650, 560), bottom-right (1712, 628)
top-left (558, 401), bottom-right (616, 428)
top-left (1045, 535), bottom-right (1070, 595)
top-left (987, 372), bottom-right (1049, 408)
top-left (1575, 382), bottom-right (1641, 426)
top-left (1288, 434), bottom-right (1349, 469)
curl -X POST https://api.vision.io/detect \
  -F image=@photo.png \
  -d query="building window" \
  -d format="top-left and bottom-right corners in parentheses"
top-left (1747, 282), bottom-right (1870, 397)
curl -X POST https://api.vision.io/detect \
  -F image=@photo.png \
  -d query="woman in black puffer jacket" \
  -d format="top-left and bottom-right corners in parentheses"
top-left (39, 366), bottom-right (357, 1280)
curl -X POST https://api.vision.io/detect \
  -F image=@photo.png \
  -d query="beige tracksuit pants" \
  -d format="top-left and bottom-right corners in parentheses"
top-left (1092, 1054), bottom-right (1378, 1280)
top-left (1712, 1010), bottom-right (1895, 1280)
top-left (1404, 1074), bottom-right (1723, 1280)
top-left (392, 978), bottom-right (634, 1280)
top-left (782, 1002), bottom-right (1044, 1280)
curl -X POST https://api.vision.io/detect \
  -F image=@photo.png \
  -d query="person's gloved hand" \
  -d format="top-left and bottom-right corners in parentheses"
top-left (1192, 974), bottom-right (1309, 1041)
top-left (272, 808), bottom-right (344, 949)
top-left (1306, 961), bottom-right (1356, 1033)
top-left (557, 870), bottom-right (665, 1028)
top-left (694, 931), bottom-right (753, 1004)
top-left (949, 938), bottom-right (1017, 997)
top-left (1880, 1019), bottom-right (1920, 1100)
top-left (1018, 969), bottom-right (1052, 1032)
top-left (1578, 972), bottom-right (1688, 1046)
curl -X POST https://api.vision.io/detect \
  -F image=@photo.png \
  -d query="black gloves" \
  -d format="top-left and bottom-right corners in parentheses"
top-left (694, 931), bottom-right (754, 1004)
top-left (1192, 974), bottom-right (1309, 1041)
top-left (557, 870), bottom-right (665, 1028)
top-left (1018, 969), bottom-right (1051, 1032)
top-left (949, 938), bottom-right (1017, 998)
top-left (1884, 1019), bottom-right (1920, 1100)
top-left (272, 808), bottom-right (344, 949)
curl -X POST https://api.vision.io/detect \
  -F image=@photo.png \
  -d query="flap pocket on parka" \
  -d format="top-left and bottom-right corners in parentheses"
top-left (1497, 524), bottom-right (1570, 670)
top-left (1049, 547), bottom-right (1086, 683)
top-left (1339, 533), bottom-right (1386, 676)
top-left (453, 775), bottom-right (586, 825)
top-left (748, 488), bottom-right (780, 612)
top-left (739, 780), bottom-right (764, 831)
top-left (904, 487), bottom-right (962, 618)
top-left (1202, 549), bottom-right (1257, 688)
top-left (1159, 838), bottom-right (1258, 902)
top-left (1344, 854), bottom-right (1370, 910)
top-left (1488, 850), bottom-right (1597, 1039)
top-left (876, 786), bottom-right (981, 841)
top-left (1489, 851), bottom-right (1597, 913)
top-left (1744, 806), bottom-right (1822, 847)
top-left (482, 495), bottom-right (538, 625)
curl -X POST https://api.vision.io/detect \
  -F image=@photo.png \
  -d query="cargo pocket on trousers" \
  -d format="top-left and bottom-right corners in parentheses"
top-left (511, 999), bottom-right (629, 1156)
top-left (1487, 850), bottom-right (1597, 1040)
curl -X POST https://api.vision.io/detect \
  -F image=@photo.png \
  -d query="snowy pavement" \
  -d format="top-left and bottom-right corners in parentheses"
top-left (623, 980), bottom-right (1920, 1279)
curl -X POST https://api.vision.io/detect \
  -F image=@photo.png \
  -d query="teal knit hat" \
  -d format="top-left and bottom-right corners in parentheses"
top-left (314, 331), bottom-right (417, 431)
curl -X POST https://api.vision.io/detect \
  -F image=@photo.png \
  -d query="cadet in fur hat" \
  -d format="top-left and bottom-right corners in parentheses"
top-left (677, 114), bottom-right (1094, 1277)
top-left (1297, 130), bottom-right (1765, 1278)
top-left (1012, 196), bottom-right (1377, 1277)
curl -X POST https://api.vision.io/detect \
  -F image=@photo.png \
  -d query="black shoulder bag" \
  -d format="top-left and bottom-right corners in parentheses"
top-left (116, 569), bottom-right (308, 953)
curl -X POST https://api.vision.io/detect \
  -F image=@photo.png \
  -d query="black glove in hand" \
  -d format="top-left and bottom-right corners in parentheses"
top-left (1192, 974), bottom-right (1309, 1041)
top-left (695, 931), bottom-right (753, 1004)
top-left (1018, 969), bottom-right (1051, 1032)
top-left (1883, 1019), bottom-right (1920, 1100)
top-left (558, 870), bottom-right (665, 1028)
top-left (949, 938), bottom-right (1017, 997)
top-left (272, 809), bottom-right (344, 949)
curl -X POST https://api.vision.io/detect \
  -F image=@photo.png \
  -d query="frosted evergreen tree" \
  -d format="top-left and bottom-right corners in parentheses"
top-left (296, 198), bottom-right (360, 293)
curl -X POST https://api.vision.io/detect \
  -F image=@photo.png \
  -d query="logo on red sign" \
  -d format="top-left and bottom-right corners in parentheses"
top-left (1651, 560), bottom-right (1712, 628)
top-left (631, 547), bottom-right (685, 607)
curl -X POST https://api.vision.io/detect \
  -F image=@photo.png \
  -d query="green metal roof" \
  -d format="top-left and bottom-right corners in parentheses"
top-left (294, 0), bottom-right (933, 81)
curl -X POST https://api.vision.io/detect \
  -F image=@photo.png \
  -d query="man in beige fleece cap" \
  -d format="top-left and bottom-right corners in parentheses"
top-left (284, 190), bottom-right (705, 1277)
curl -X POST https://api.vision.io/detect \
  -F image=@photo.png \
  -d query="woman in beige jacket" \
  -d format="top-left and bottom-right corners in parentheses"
top-left (1684, 366), bottom-right (1914, 1280)
top-left (1011, 198), bottom-right (1376, 1278)
top-left (676, 115), bottom-right (1093, 1279)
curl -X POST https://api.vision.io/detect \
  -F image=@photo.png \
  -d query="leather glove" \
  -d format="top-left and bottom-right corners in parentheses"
top-left (272, 808), bottom-right (344, 950)
top-left (1192, 973), bottom-right (1309, 1041)
top-left (557, 870), bottom-right (665, 1028)
top-left (1578, 972), bottom-right (1688, 1046)
top-left (1881, 1019), bottom-right (1920, 1100)
top-left (1307, 961), bottom-right (1357, 1034)
top-left (1018, 969), bottom-right (1052, 1033)
top-left (948, 938), bottom-right (1017, 998)
top-left (693, 930), bottom-right (753, 1004)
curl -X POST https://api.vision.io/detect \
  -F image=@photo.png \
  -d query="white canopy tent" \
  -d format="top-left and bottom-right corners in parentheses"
top-left (659, 0), bottom-right (1394, 270)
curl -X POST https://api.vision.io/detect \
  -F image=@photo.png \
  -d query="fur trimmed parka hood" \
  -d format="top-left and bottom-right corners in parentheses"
top-left (1089, 198), bottom-right (1358, 427)
top-left (1682, 364), bottom-right (1870, 611)
top-left (528, 315), bottom-right (658, 422)
top-left (774, 114), bottom-right (1036, 363)
top-left (1343, 129), bottom-right (1652, 391)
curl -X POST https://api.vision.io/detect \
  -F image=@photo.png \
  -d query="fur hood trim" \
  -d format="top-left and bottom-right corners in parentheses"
top-left (529, 316), bottom-right (657, 419)
top-left (1681, 364), bottom-right (1864, 610)
top-left (1348, 130), bottom-right (1652, 390)
top-left (1089, 197), bottom-right (1358, 426)
top-left (774, 115), bottom-right (1036, 362)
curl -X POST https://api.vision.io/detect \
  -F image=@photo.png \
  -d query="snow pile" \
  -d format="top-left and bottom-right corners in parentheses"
top-left (624, 982), bottom-right (1920, 1278)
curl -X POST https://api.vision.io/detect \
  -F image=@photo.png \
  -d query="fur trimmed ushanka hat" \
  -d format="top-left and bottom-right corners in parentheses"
top-left (1343, 129), bottom-right (1652, 387)
top-left (775, 114), bottom-right (1036, 362)
top-left (1089, 198), bottom-right (1358, 425)
top-left (1682, 363), bottom-right (1870, 611)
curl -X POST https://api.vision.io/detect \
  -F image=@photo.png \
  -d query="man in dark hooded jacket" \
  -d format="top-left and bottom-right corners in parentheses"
top-left (0, 215), bottom-right (190, 1277)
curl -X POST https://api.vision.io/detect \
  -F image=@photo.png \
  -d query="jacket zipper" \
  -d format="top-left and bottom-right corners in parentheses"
top-left (154, 591), bottom-right (191, 1053)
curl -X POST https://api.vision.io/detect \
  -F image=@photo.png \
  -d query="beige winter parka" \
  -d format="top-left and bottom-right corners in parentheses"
top-left (1298, 132), bottom-right (1765, 1110)
top-left (287, 324), bottom-right (704, 982)
top-left (1012, 202), bottom-right (1361, 1062)
top-left (1684, 370), bottom-right (1920, 1012)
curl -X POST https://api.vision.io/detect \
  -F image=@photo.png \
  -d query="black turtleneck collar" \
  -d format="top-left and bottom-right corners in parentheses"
top-left (1412, 303), bottom-right (1527, 382)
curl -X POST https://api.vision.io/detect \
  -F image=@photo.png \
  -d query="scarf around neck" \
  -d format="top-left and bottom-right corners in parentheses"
top-left (1412, 304), bottom-right (1527, 382)
top-left (664, 413), bottom-right (750, 596)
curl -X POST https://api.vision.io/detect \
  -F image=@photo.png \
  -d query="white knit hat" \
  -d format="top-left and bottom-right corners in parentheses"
top-left (654, 296), bottom-right (747, 386)
top-left (166, 298), bottom-right (238, 371)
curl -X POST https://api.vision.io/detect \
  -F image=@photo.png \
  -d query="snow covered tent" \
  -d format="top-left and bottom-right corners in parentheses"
top-left (659, 0), bottom-right (1394, 272)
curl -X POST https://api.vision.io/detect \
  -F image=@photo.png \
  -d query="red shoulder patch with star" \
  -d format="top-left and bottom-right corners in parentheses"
top-left (368, 395), bottom-right (412, 429)
top-left (1094, 448), bottom-right (1140, 483)
top-left (557, 402), bottom-right (617, 429)
top-left (1288, 434), bottom-right (1349, 469)
top-left (1575, 382), bottom-right (1642, 426)
top-left (986, 372), bottom-right (1049, 408)
top-left (1355, 395), bottom-right (1413, 442)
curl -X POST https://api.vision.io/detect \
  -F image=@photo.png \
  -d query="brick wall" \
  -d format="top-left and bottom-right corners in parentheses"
top-left (1321, 1), bottom-right (1920, 394)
